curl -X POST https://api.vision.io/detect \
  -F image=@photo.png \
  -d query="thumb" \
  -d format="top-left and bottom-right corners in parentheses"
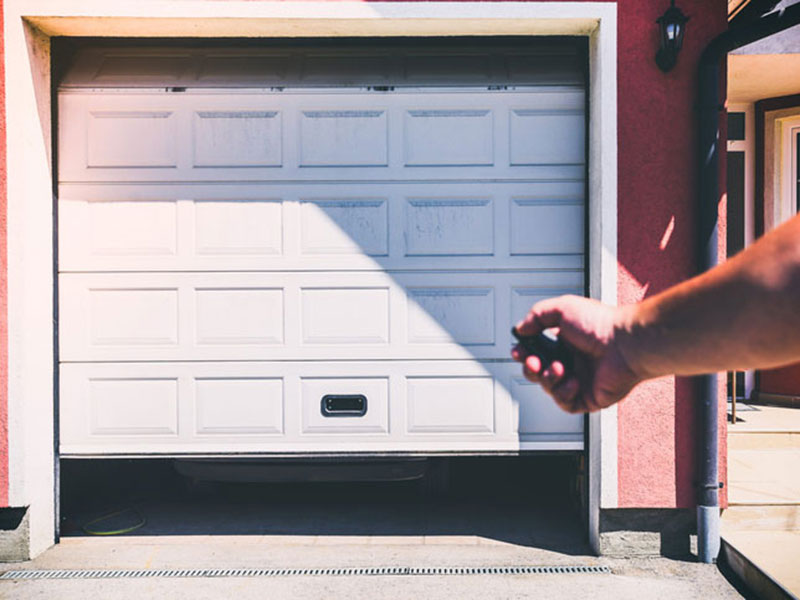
top-left (515, 297), bottom-right (568, 337)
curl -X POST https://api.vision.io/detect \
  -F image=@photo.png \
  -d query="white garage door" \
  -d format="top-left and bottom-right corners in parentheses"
top-left (57, 44), bottom-right (586, 455)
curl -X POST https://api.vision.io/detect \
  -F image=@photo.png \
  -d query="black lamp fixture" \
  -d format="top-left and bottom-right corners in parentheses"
top-left (656, 0), bottom-right (689, 72)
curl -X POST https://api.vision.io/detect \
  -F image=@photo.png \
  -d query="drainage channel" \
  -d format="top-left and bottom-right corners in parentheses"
top-left (1, 565), bottom-right (611, 580)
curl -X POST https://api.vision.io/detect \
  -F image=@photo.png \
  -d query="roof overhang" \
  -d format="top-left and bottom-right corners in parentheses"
top-left (728, 52), bottom-right (800, 103)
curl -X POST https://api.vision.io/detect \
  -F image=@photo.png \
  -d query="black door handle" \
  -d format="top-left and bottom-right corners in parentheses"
top-left (321, 394), bottom-right (368, 417)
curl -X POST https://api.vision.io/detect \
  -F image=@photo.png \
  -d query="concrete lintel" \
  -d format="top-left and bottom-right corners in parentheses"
top-left (27, 16), bottom-right (600, 38)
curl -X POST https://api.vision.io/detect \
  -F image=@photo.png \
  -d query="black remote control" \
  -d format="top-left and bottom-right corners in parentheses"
top-left (511, 326), bottom-right (573, 372)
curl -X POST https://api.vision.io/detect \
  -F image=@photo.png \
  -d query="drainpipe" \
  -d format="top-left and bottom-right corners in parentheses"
top-left (696, 1), bottom-right (800, 564)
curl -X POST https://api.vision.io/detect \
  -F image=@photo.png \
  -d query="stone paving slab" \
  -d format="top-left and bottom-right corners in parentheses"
top-left (730, 404), bottom-right (800, 432)
top-left (727, 449), bottom-right (800, 505)
top-left (722, 530), bottom-right (800, 598)
top-left (722, 504), bottom-right (800, 531)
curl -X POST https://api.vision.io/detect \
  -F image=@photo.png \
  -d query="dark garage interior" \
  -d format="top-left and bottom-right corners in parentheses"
top-left (59, 455), bottom-right (588, 554)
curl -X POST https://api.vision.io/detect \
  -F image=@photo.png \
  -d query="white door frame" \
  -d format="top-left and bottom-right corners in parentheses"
top-left (779, 115), bottom-right (800, 222)
top-left (726, 103), bottom-right (757, 399)
top-left (4, 1), bottom-right (618, 557)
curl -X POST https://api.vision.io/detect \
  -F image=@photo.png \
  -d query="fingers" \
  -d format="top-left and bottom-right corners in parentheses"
top-left (522, 353), bottom-right (543, 380)
top-left (513, 350), bottom-right (591, 414)
top-left (514, 347), bottom-right (565, 389)
top-left (512, 335), bottom-right (597, 414)
top-left (541, 358), bottom-right (565, 387)
top-left (515, 295), bottom-right (612, 359)
top-left (538, 361), bottom-right (582, 413)
top-left (514, 297), bottom-right (569, 336)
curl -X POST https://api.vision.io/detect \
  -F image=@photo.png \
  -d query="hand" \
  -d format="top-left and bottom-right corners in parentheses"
top-left (510, 295), bottom-right (642, 414)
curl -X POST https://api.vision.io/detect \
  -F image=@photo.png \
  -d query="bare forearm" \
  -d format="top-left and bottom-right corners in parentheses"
top-left (617, 215), bottom-right (800, 379)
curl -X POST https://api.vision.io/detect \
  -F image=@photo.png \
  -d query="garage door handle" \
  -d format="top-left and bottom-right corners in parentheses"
top-left (321, 394), bottom-right (367, 417)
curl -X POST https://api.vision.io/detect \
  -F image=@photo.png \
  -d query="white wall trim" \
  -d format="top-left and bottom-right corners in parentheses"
top-left (764, 106), bottom-right (800, 233)
top-left (4, 15), bottom-right (55, 558)
top-left (727, 103), bottom-right (755, 247)
top-left (5, 0), bottom-right (618, 557)
top-left (779, 115), bottom-right (800, 222)
top-left (586, 6), bottom-right (618, 553)
top-left (727, 102), bottom-right (755, 399)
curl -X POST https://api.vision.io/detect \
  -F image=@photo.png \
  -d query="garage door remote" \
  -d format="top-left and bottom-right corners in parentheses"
top-left (511, 326), bottom-right (574, 372)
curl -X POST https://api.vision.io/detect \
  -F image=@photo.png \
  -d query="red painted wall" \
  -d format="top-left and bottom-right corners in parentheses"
top-left (0, 0), bottom-right (8, 509)
top-left (760, 362), bottom-right (800, 397)
top-left (616, 0), bottom-right (728, 509)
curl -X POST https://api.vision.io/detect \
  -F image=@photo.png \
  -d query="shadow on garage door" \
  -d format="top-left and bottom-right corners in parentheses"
top-left (59, 456), bottom-right (589, 555)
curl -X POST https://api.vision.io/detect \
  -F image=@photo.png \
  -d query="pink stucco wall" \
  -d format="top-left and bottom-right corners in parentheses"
top-left (616, 0), bottom-right (728, 508)
top-left (761, 362), bottom-right (800, 397)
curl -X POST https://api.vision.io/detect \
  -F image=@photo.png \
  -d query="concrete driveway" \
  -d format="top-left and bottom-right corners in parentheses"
top-left (0, 457), bottom-right (752, 599)
top-left (0, 535), bottom-right (749, 599)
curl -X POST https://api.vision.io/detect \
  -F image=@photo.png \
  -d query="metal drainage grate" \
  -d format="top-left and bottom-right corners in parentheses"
top-left (0, 565), bottom-right (611, 580)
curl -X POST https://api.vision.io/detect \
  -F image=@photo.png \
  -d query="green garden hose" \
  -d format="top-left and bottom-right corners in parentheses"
top-left (82, 507), bottom-right (146, 536)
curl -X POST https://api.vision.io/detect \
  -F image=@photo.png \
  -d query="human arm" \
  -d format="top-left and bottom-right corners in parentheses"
top-left (511, 213), bottom-right (800, 414)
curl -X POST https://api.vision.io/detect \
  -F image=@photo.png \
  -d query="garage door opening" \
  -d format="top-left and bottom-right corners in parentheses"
top-left (54, 37), bottom-right (589, 540)
top-left (60, 455), bottom-right (588, 552)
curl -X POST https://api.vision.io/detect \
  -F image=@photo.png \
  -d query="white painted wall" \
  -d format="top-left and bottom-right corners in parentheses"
top-left (4, 17), bottom-right (55, 558)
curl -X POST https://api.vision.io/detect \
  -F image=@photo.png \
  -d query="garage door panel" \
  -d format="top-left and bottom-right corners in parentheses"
top-left (301, 287), bottom-right (391, 345)
top-left (59, 271), bottom-right (582, 362)
top-left (195, 378), bottom-right (284, 435)
top-left (195, 288), bottom-right (285, 346)
top-left (199, 54), bottom-right (291, 84)
top-left (407, 377), bottom-right (495, 434)
top-left (300, 198), bottom-right (389, 257)
top-left (407, 287), bottom-right (495, 345)
top-left (509, 198), bottom-right (584, 255)
top-left (59, 47), bottom-right (586, 456)
top-left (301, 378), bottom-right (389, 434)
top-left (59, 182), bottom-right (583, 272)
top-left (85, 200), bottom-right (179, 257)
top-left (90, 52), bottom-right (195, 84)
top-left (509, 109), bottom-right (585, 166)
top-left (299, 109), bottom-right (388, 167)
top-left (62, 45), bottom-right (584, 90)
top-left (59, 90), bottom-right (584, 183)
top-left (60, 361), bottom-right (583, 455)
top-left (301, 54), bottom-right (391, 83)
top-left (403, 109), bottom-right (494, 167)
top-left (405, 54), bottom-right (493, 82)
top-left (88, 288), bottom-right (179, 348)
top-left (404, 197), bottom-right (494, 256)
top-left (88, 377), bottom-right (179, 437)
top-left (194, 199), bottom-right (284, 256)
top-left (87, 109), bottom-right (179, 169)
top-left (193, 110), bottom-right (282, 168)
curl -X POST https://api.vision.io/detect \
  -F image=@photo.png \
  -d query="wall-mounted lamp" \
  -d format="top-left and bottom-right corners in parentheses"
top-left (656, 0), bottom-right (689, 72)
